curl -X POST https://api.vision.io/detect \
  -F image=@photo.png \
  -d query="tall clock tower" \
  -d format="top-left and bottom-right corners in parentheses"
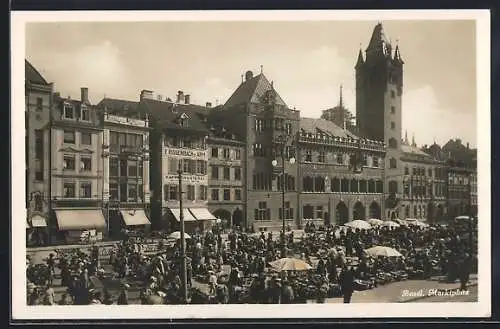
top-left (355, 23), bottom-right (405, 218)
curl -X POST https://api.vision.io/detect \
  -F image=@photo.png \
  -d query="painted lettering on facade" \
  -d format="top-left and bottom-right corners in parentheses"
top-left (166, 148), bottom-right (207, 158)
top-left (164, 174), bottom-right (208, 184)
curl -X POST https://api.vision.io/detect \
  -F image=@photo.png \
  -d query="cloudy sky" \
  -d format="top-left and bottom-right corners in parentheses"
top-left (25, 19), bottom-right (477, 147)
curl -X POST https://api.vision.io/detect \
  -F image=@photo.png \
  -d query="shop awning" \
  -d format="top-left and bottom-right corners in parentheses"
top-left (189, 208), bottom-right (217, 221)
top-left (31, 215), bottom-right (47, 227)
top-left (170, 208), bottom-right (197, 222)
top-left (55, 209), bottom-right (106, 231)
top-left (120, 209), bottom-right (150, 226)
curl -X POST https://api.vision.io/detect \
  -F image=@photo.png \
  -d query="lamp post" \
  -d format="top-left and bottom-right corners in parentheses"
top-left (177, 166), bottom-right (188, 304)
top-left (271, 135), bottom-right (295, 256)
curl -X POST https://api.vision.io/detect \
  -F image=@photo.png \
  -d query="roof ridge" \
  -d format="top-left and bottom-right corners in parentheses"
top-left (25, 59), bottom-right (49, 85)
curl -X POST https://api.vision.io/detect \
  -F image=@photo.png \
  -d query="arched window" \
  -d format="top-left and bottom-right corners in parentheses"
top-left (314, 176), bottom-right (325, 192)
top-left (368, 179), bottom-right (375, 193)
top-left (350, 179), bottom-right (359, 193)
top-left (388, 138), bottom-right (398, 149)
top-left (331, 178), bottom-right (340, 192)
top-left (303, 176), bottom-right (313, 192)
top-left (341, 178), bottom-right (350, 192)
top-left (359, 180), bottom-right (367, 193)
top-left (375, 180), bottom-right (384, 193)
top-left (389, 158), bottom-right (397, 169)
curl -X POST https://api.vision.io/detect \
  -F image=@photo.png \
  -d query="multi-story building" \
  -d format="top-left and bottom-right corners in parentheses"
top-left (211, 70), bottom-right (302, 230)
top-left (442, 138), bottom-right (477, 219)
top-left (399, 135), bottom-right (447, 222)
top-left (25, 60), bottom-right (53, 245)
top-left (140, 90), bottom-right (215, 232)
top-left (206, 124), bottom-right (246, 228)
top-left (355, 23), bottom-right (405, 220)
top-left (297, 117), bottom-right (386, 226)
top-left (50, 88), bottom-right (107, 243)
top-left (96, 98), bottom-right (151, 238)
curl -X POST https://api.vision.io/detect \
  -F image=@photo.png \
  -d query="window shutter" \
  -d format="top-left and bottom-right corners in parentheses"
top-left (254, 209), bottom-right (258, 220)
top-left (279, 208), bottom-right (283, 220)
top-left (266, 209), bottom-right (271, 221)
top-left (290, 208), bottom-right (294, 219)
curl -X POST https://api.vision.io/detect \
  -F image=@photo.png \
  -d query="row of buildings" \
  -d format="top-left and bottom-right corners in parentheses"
top-left (25, 23), bottom-right (477, 245)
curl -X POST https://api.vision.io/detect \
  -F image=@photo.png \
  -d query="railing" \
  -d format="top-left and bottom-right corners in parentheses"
top-left (299, 136), bottom-right (385, 151)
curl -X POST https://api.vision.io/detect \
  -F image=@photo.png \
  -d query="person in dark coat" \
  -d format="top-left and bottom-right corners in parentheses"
top-left (459, 254), bottom-right (473, 291)
top-left (117, 283), bottom-right (130, 305)
top-left (339, 266), bottom-right (355, 304)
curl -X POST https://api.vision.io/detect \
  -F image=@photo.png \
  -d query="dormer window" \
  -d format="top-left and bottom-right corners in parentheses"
top-left (63, 103), bottom-right (74, 119)
top-left (178, 112), bottom-right (190, 128)
top-left (80, 105), bottom-right (90, 121)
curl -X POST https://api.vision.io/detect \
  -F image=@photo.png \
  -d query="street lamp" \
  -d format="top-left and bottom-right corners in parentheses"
top-left (271, 136), bottom-right (296, 257)
top-left (176, 166), bottom-right (188, 304)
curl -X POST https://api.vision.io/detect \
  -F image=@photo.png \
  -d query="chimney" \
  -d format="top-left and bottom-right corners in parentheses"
top-left (81, 87), bottom-right (89, 103)
top-left (176, 90), bottom-right (185, 103)
top-left (184, 94), bottom-right (191, 105)
top-left (140, 89), bottom-right (154, 100)
top-left (206, 102), bottom-right (212, 108)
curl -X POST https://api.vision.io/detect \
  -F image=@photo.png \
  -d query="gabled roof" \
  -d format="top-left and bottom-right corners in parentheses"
top-left (223, 73), bottom-right (287, 109)
top-left (137, 98), bottom-right (209, 133)
top-left (25, 59), bottom-right (49, 85)
top-left (96, 98), bottom-right (139, 114)
top-left (300, 117), bottom-right (357, 139)
top-left (401, 144), bottom-right (431, 157)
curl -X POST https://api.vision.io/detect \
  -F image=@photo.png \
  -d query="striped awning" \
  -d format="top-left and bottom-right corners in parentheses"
top-left (30, 215), bottom-right (47, 227)
top-left (55, 209), bottom-right (106, 231)
top-left (120, 209), bottom-right (150, 226)
top-left (189, 208), bottom-right (217, 221)
top-left (170, 208), bottom-right (197, 222)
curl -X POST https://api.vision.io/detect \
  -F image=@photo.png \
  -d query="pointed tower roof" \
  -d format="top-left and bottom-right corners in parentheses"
top-left (366, 22), bottom-right (390, 53)
top-left (355, 47), bottom-right (364, 69)
top-left (223, 71), bottom-right (287, 109)
top-left (412, 133), bottom-right (416, 147)
top-left (404, 130), bottom-right (409, 145)
top-left (393, 43), bottom-right (404, 64)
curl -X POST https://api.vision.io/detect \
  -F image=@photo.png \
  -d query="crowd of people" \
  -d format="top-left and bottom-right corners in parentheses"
top-left (26, 218), bottom-right (477, 305)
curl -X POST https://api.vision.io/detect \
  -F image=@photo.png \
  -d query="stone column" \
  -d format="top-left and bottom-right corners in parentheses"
top-left (325, 177), bottom-right (331, 192)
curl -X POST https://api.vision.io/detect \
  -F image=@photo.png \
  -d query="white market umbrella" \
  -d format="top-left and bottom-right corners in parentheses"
top-left (168, 231), bottom-right (192, 240)
top-left (367, 218), bottom-right (384, 226)
top-left (391, 218), bottom-right (407, 226)
top-left (269, 257), bottom-right (312, 271)
top-left (382, 221), bottom-right (400, 228)
top-left (345, 220), bottom-right (372, 230)
top-left (365, 246), bottom-right (403, 258)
